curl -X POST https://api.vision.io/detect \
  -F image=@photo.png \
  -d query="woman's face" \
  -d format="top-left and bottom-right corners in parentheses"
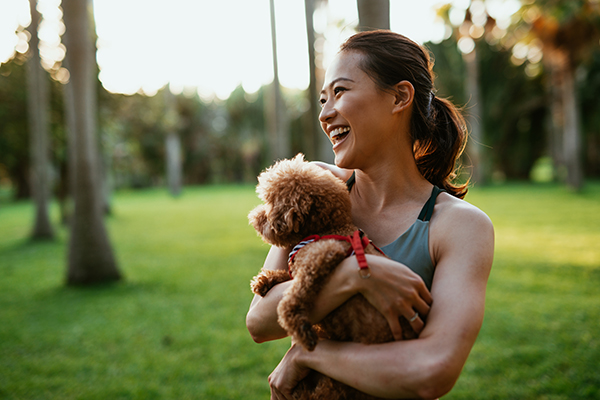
top-left (319, 50), bottom-right (399, 169)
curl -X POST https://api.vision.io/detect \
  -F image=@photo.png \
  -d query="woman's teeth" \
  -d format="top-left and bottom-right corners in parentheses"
top-left (330, 127), bottom-right (350, 142)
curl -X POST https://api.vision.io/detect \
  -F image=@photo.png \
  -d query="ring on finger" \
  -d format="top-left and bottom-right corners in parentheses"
top-left (409, 311), bottom-right (419, 323)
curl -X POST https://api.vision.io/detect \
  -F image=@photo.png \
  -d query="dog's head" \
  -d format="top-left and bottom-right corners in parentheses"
top-left (248, 154), bottom-right (353, 247)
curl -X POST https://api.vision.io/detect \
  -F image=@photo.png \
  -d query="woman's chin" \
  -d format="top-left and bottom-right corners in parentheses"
top-left (333, 152), bottom-right (352, 170)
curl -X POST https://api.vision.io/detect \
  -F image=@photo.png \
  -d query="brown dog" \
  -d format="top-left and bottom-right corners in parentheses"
top-left (249, 154), bottom-right (415, 400)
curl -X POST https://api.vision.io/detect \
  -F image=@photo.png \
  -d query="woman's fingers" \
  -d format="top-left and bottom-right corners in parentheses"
top-left (270, 387), bottom-right (290, 400)
top-left (418, 280), bottom-right (434, 306)
top-left (405, 308), bottom-right (425, 334)
top-left (384, 313), bottom-right (404, 340)
top-left (414, 295), bottom-right (431, 319)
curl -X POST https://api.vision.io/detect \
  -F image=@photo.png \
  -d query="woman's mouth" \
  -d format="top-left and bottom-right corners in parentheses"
top-left (330, 126), bottom-right (350, 148)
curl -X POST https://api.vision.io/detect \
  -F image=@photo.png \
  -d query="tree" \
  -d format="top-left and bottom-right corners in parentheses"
top-left (0, 55), bottom-right (31, 200)
top-left (455, 8), bottom-right (490, 185)
top-left (265, 0), bottom-right (290, 162)
top-left (303, 0), bottom-right (320, 161)
top-left (430, 3), bottom-right (548, 182)
top-left (357, 0), bottom-right (390, 31)
top-left (163, 88), bottom-right (182, 197)
top-left (26, 0), bottom-right (55, 239)
top-left (304, 0), bottom-right (333, 163)
top-left (62, 0), bottom-right (121, 285)
top-left (516, 0), bottom-right (600, 190)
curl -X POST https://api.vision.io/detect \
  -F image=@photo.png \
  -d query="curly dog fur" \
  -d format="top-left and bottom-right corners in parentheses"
top-left (249, 154), bottom-right (415, 400)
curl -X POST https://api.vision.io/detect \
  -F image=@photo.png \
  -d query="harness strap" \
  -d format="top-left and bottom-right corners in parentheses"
top-left (288, 230), bottom-right (383, 279)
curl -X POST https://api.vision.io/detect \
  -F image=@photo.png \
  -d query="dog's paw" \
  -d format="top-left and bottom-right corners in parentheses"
top-left (250, 273), bottom-right (272, 297)
top-left (297, 321), bottom-right (319, 351)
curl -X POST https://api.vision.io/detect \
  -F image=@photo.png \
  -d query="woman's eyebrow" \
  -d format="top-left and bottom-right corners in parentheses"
top-left (320, 77), bottom-right (355, 95)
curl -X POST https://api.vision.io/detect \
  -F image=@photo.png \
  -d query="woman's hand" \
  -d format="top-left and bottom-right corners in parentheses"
top-left (350, 255), bottom-right (433, 339)
top-left (268, 343), bottom-right (311, 400)
top-left (247, 246), bottom-right (294, 343)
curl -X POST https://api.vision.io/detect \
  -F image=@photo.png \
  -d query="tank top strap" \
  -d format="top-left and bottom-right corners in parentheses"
top-left (346, 171), bottom-right (356, 191)
top-left (417, 186), bottom-right (444, 222)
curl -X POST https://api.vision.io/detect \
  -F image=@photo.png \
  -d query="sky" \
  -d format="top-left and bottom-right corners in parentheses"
top-left (0, 0), bottom-right (521, 100)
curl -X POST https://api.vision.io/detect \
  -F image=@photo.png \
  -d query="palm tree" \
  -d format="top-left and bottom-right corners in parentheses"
top-left (457, 9), bottom-right (488, 186)
top-left (164, 88), bottom-right (182, 197)
top-left (303, 0), bottom-right (319, 160)
top-left (305, 0), bottom-right (333, 163)
top-left (266, 0), bottom-right (290, 162)
top-left (520, 0), bottom-right (600, 190)
top-left (62, 0), bottom-right (121, 284)
top-left (26, 0), bottom-right (54, 239)
top-left (357, 0), bottom-right (390, 31)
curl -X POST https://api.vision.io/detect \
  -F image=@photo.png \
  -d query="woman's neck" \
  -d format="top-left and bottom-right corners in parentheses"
top-left (351, 152), bottom-right (432, 213)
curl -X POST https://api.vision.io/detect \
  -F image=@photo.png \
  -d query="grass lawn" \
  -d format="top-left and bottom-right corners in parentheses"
top-left (0, 182), bottom-right (599, 399)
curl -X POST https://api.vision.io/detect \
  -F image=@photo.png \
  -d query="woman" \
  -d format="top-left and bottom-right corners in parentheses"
top-left (246, 30), bottom-right (494, 399)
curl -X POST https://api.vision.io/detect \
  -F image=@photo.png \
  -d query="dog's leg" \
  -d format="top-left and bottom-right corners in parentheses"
top-left (277, 240), bottom-right (349, 351)
top-left (251, 269), bottom-right (291, 297)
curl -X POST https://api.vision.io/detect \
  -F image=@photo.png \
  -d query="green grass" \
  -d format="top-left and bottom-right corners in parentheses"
top-left (1, 182), bottom-right (599, 399)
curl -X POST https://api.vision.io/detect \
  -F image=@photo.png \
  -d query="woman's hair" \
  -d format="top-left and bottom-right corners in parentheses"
top-left (340, 30), bottom-right (469, 198)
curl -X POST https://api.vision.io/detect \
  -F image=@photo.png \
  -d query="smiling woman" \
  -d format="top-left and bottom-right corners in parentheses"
top-left (247, 30), bottom-right (494, 400)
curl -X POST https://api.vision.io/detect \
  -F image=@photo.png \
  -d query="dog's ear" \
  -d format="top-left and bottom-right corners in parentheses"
top-left (248, 204), bottom-right (290, 247)
top-left (285, 208), bottom-right (303, 233)
top-left (248, 205), bottom-right (268, 236)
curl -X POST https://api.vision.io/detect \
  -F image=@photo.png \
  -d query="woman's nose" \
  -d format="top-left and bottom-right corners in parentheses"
top-left (319, 103), bottom-right (335, 123)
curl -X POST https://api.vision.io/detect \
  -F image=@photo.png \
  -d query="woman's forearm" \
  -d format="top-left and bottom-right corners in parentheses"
top-left (247, 281), bottom-right (291, 342)
top-left (248, 253), bottom-right (430, 343)
top-left (296, 338), bottom-right (453, 399)
top-left (247, 246), bottom-right (292, 342)
top-left (306, 256), bottom-right (360, 323)
top-left (247, 249), bottom-right (361, 343)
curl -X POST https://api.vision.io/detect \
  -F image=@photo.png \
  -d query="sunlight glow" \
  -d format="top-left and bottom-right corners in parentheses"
top-left (0, 0), bottom-right (513, 99)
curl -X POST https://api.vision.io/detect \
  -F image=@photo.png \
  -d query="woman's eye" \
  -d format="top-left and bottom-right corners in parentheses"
top-left (319, 97), bottom-right (326, 106)
top-left (334, 87), bottom-right (346, 95)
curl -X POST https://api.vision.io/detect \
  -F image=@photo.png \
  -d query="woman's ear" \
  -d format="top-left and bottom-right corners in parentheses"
top-left (392, 81), bottom-right (414, 114)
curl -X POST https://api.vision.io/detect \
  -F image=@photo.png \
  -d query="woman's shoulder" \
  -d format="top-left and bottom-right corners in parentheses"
top-left (431, 191), bottom-right (494, 260)
top-left (435, 191), bottom-right (493, 228)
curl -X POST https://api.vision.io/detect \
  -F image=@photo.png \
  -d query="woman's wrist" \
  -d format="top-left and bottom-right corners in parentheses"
top-left (347, 254), bottom-right (382, 295)
top-left (338, 255), bottom-right (364, 296)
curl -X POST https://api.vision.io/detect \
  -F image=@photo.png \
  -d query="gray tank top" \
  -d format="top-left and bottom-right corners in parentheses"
top-left (347, 174), bottom-right (442, 290)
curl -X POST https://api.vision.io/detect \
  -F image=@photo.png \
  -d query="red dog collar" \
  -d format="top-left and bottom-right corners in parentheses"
top-left (287, 230), bottom-right (383, 279)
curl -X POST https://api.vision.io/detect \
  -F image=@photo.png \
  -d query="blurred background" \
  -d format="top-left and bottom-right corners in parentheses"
top-left (2, 0), bottom-right (598, 205)
top-left (1, 0), bottom-right (599, 398)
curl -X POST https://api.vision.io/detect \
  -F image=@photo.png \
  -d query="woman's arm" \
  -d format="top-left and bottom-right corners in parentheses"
top-left (247, 246), bottom-right (433, 343)
top-left (268, 203), bottom-right (494, 399)
top-left (246, 245), bottom-right (292, 342)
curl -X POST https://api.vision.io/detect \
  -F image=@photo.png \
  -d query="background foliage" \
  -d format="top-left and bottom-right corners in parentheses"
top-left (1, 183), bottom-right (599, 399)
top-left (2, 29), bottom-right (600, 201)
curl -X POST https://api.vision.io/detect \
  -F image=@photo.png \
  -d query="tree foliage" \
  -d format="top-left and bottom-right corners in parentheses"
top-left (2, 1), bottom-right (600, 201)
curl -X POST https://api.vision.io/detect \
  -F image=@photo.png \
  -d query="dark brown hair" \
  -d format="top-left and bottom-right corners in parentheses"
top-left (340, 30), bottom-right (468, 198)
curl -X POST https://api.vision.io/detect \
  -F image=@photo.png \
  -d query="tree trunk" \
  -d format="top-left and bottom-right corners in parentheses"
top-left (303, 0), bottom-right (318, 160)
top-left (266, 0), bottom-right (289, 162)
top-left (546, 57), bottom-right (564, 178)
top-left (165, 132), bottom-right (182, 196)
top-left (61, 56), bottom-right (77, 224)
top-left (26, 0), bottom-right (54, 240)
top-left (562, 64), bottom-right (583, 190)
top-left (62, 0), bottom-right (121, 285)
top-left (545, 48), bottom-right (583, 190)
top-left (163, 89), bottom-right (182, 197)
top-left (357, 0), bottom-right (390, 31)
top-left (463, 48), bottom-right (485, 185)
